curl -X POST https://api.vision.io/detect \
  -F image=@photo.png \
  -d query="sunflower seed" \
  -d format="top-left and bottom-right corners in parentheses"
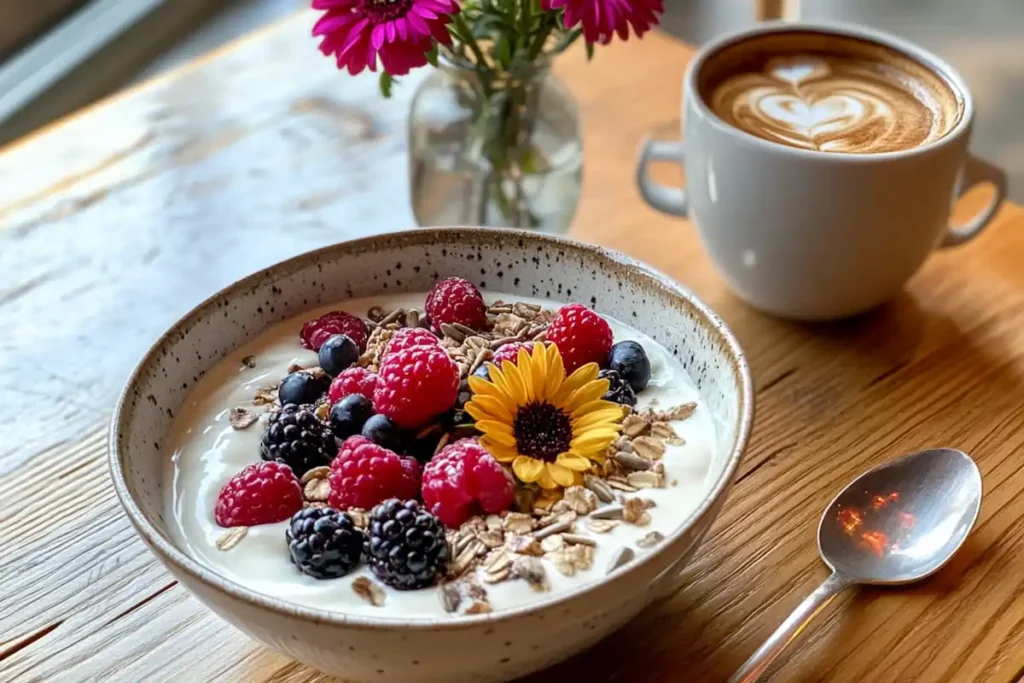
top-left (405, 309), bottom-right (420, 328)
top-left (440, 583), bottom-right (461, 613)
top-left (464, 599), bottom-right (493, 614)
top-left (606, 547), bottom-right (635, 574)
top-left (586, 518), bottom-right (620, 534)
top-left (622, 414), bottom-right (650, 438)
top-left (379, 308), bottom-right (405, 326)
top-left (590, 504), bottom-right (624, 520)
top-left (469, 348), bottom-right (493, 374)
top-left (531, 329), bottom-right (548, 342)
top-left (637, 531), bottom-right (665, 549)
top-left (512, 556), bottom-right (550, 592)
top-left (583, 475), bottom-right (615, 503)
top-left (479, 530), bottom-right (505, 549)
top-left (440, 323), bottom-right (466, 342)
top-left (614, 452), bottom-right (653, 471)
top-left (449, 322), bottom-right (478, 336)
top-left (215, 526), bottom-right (248, 551)
top-left (303, 477), bottom-right (331, 502)
top-left (533, 520), bottom-right (572, 540)
top-left (561, 534), bottom-right (596, 547)
top-left (606, 479), bottom-right (639, 492)
top-left (433, 432), bottom-right (451, 455)
top-left (513, 301), bottom-right (542, 315)
top-left (631, 437), bottom-right (666, 460)
top-left (484, 550), bottom-right (513, 572)
top-left (315, 402), bottom-right (331, 422)
top-left (483, 566), bottom-right (511, 584)
top-left (229, 407), bottom-right (259, 430)
top-left (241, 355), bottom-right (257, 369)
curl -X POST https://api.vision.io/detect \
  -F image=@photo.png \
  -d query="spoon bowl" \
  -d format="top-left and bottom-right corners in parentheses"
top-left (818, 447), bottom-right (982, 584)
top-left (730, 447), bottom-right (982, 683)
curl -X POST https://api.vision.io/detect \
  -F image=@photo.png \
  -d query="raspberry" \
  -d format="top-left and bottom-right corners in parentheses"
top-left (328, 436), bottom-right (419, 510)
top-left (215, 461), bottom-right (303, 527)
top-left (328, 367), bottom-right (378, 406)
top-left (492, 341), bottom-right (536, 366)
top-left (301, 311), bottom-right (368, 351)
top-left (374, 345), bottom-right (459, 429)
top-left (422, 438), bottom-right (516, 528)
top-left (546, 303), bottom-right (614, 373)
top-left (382, 327), bottom-right (441, 361)
top-left (424, 278), bottom-right (486, 332)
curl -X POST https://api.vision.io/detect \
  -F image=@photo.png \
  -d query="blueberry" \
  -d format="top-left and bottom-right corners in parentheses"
top-left (608, 340), bottom-right (651, 393)
top-left (318, 334), bottom-right (360, 377)
top-left (361, 414), bottom-right (405, 452)
top-left (330, 394), bottom-right (374, 438)
top-left (279, 371), bottom-right (330, 405)
top-left (472, 364), bottom-right (491, 381)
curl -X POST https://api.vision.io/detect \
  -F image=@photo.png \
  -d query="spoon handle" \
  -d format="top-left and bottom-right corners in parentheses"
top-left (728, 572), bottom-right (851, 683)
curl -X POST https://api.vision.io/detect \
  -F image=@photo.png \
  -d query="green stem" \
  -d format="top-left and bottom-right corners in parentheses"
top-left (527, 14), bottom-right (555, 59)
top-left (451, 14), bottom-right (488, 68)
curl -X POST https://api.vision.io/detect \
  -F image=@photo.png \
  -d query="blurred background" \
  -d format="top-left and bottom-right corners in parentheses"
top-left (1, 0), bottom-right (1020, 199)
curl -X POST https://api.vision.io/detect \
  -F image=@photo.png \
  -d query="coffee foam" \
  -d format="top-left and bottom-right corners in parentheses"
top-left (699, 32), bottom-right (963, 154)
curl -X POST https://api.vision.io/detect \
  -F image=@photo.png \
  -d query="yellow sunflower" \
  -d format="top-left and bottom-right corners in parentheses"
top-left (465, 343), bottom-right (625, 489)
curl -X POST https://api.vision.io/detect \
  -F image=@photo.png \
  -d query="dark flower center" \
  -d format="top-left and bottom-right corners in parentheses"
top-left (364, 0), bottom-right (412, 22)
top-left (513, 401), bottom-right (573, 462)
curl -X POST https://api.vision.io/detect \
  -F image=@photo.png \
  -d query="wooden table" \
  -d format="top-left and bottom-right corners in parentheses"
top-left (3, 11), bottom-right (1024, 683)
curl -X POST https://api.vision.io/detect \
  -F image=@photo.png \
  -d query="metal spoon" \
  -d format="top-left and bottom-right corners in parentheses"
top-left (729, 447), bottom-right (982, 683)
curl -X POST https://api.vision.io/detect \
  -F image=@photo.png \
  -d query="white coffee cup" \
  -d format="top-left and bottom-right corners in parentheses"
top-left (637, 21), bottom-right (1007, 320)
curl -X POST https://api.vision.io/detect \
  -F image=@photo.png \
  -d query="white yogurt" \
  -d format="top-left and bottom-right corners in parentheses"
top-left (164, 293), bottom-right (715, 619)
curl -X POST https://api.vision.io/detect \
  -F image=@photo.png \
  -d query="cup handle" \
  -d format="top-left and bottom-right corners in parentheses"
top-left (942, 154), bottom-right (1007, 248)
top-left (637, 138), bottom-right (688, 217)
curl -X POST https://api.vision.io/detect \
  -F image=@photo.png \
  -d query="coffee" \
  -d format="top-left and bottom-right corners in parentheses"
top-left (699, 32), bottom-right (963, 154)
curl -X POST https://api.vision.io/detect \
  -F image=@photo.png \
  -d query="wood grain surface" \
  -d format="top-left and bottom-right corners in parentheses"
top-left (3, 10), bottom-right (1024, 683)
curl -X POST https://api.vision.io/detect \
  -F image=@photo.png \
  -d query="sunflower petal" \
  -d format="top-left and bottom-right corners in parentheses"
top-left (526, 347), bottom-right (546, 401)
top-left (571, 406), bottom-right (627, 429)
top-left (556, 453), bottom-right (593, 471)
top-left (564, 379), bottom-right (611, 413)
top-left (513, 456), bottom-right (544, 483)
top-left (465, 394), bottom-right (514, 422)
top-left (537, 467), bottom-right (559, 489)
top-left (475, 420), bottom-right (517, 447)
top-left (570, 428), bottom-right (620, 451)
top-left (500, 361), bottom-right (529, 405)
top-left (468, 373), bottom-right (505, 399)
top-left (480, 437), bottom-right (518, 462)
top-left (543, 345), bottom-right (566, 398)
top-left (547, 462), bottom-right (576, 487)
top-left (551, 362), bottom-right (599, 405)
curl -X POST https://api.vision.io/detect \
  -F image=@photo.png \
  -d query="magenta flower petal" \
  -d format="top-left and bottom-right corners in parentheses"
top-left (558, 0), bottom-right (662, 44)
top-left (312, 0), bottom-right (455, 76)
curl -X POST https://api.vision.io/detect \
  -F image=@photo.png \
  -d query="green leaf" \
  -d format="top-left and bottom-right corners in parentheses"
top-left (495, 33), bottom-right (513, 68)
top-left (380, 72), bottom-right (395, 98)
top-left (585, 41), bottom-right (595, 61)
top-left (520, 148), bottom-right (552, 175)
top-left (425, 43), bottom-right (439, 67)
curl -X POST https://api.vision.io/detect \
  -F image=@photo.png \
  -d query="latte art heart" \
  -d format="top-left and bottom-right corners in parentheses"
top-left (704, 45), bottom-right (961, 154)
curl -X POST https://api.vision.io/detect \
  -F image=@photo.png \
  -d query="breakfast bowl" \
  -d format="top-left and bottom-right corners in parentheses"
top-left (109, 227), bottom-right (753, 683)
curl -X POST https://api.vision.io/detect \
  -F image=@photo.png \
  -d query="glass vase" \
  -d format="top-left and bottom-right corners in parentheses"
top-left (408, 54), bottom-right (583, 233)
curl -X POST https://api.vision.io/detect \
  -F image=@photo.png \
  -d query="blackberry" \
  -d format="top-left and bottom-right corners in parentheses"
top-left (261, 403), bottom-right (337, 477)
top-left (598, 369), bottom-right (637, 407)
top-left (366, 499), bottom-right (449, 590)
top-left (286, 507), bottom-right (364, 579)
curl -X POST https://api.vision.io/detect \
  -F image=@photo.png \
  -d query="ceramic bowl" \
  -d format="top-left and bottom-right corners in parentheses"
top-left (109, 228), bottom-right (753, 683)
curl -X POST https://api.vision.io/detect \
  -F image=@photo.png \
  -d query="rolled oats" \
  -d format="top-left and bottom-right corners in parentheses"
top-left (215, 526), bottom-right (248, 551)
top-left (626, 470), bottom-right (664, 489)
top-left (241, 355), bottom-right (257, 369)
top-left (229, 407), bottom-right (259, 430)
top-left (622, 498), bottom-right (652, 526)
top-left (562, 486), bottom-right (598, 515)
top-left (512, 556), bottom-right (550, 592)
top-left (252, 386), bottom-right (278, 406)
top-left (502, 512), bottom-right (535, 535)
top-left (621, 414), bottom-right (650, 438)
top-left (352, 577), bottom-right (386, 607)
top-left (464, 599), bottom-right (493, 614)
top-left (585, 518), bottom-right (620, 534)
top-left (303, 477), bottom-right (331, 502)
top-left (507, 535), bottom-right (544, 557)
top-left (560, 534), bottom-right (596, 547)
top-left (550, 544), bottom-right (594, 576)
top-left (347, 508), bottom-right (369, 529)
top-left (651, 421), bottom-right (685, 446)
top-left (657, 402), bottom-right (697, 422)
top-left (540, 535), bottom-right (565, 553)
top-left (631, 436), bottom-right (666, 460)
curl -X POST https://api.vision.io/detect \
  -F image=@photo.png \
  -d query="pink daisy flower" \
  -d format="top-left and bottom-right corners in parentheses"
top-left (313, 0), bottom-right (458, 76)
top-left (544, 0), bottom-right (663, 45)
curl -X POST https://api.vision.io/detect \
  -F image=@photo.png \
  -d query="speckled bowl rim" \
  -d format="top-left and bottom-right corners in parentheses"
top-left (109, 227), bottom-right (754, 631)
